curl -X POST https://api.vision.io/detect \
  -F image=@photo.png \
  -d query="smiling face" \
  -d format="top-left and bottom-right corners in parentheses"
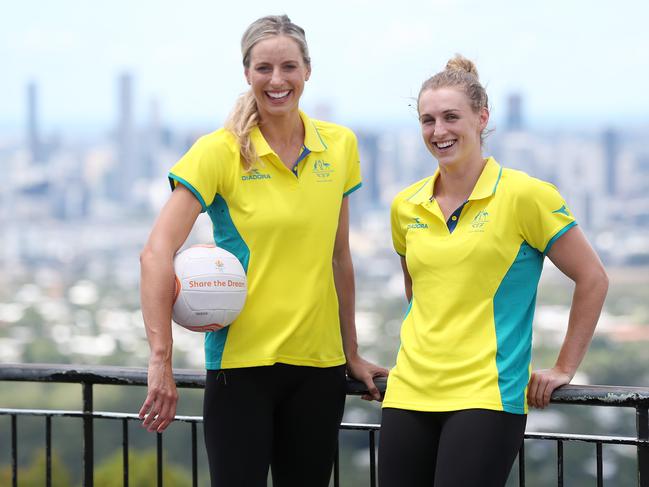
top-left (418, 87), bottom-right (489, 169)
top-left (245, 35), bottom-right (311, 121)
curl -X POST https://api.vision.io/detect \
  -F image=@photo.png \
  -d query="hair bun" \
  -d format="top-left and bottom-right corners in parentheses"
top-left (445, 54), bottom-right (479, 80)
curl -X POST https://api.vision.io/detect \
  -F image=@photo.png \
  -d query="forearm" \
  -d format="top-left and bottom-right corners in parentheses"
top-left (554, 270), bottom-right (608, 377)
top-left (138, 185), bottom-right (201, 431)
top-left (140, 247), bottom-right (176, 361)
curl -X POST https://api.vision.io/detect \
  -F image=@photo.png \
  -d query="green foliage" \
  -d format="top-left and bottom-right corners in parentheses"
top-left (94, 449), bottom-right (192, 487)
top-left (0, 449), bottom-right (72, 487)
top-left (21, 337), bottom-right (70, 364)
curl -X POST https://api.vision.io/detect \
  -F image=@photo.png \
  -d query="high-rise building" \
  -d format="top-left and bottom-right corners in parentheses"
top-left (602, 128), bottom-right (618, 196)
top-left (505, 93), bottom-right (523, 132)
top-left (107, 72), bottom-right (138, 201)
top-left (118, 72), bottom-right (136, 179)
top-left (27, 80), bottom-right (44, 163)
top-left (356, 132), bottom-right (380, 208)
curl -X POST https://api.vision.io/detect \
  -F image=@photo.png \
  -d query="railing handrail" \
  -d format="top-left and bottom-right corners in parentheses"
top-left (1, 363), bottom-right (648, 487)
top-left (2, 362), bottom-right (649, 407)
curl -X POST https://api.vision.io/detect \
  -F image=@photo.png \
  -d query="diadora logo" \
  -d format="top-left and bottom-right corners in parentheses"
top-left (312, 159), bottom-right (334, 181)
top-left (241, 169), bottom-right (272, 181)
top-left (552, 205), bottom-right (571, 217)
top-left (470, 210), bottom-right (490, 232)
top-left (407, 217), bottom-right (428, 229)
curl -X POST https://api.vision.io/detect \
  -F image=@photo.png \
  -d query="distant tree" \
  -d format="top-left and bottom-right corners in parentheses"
top-left (0, 449), bottom-right (72, 487)
top-left (94, 448), bottom-right (192, 487)
top-left (21, 336), bottom-right (70, 363)
top-left (17, 306), bottom-right (46, 333)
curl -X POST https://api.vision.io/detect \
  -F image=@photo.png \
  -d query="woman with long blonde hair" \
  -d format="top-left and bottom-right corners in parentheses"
top-left (138, 15), bottom-right (388, 487)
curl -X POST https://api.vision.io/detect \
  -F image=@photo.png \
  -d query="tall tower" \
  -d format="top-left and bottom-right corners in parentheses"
top-left (602, 128), bottom-right (618, 196)
top-left (357, 132), bottom-right (380, 207)
top-left (27, 80), bottom-right (44, 163)
top-left (110, 72), bottom-right (137, 201)
top-left (505, 93), bottom-right (523, 132)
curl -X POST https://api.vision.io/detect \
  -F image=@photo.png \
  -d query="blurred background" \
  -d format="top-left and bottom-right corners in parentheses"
top-left (1, 0), bottom-right (648, 485)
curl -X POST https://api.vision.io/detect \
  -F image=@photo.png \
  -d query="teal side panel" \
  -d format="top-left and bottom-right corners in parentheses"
top-left (493, 242), bottom-right (543, 413)
top-left (207, 195), bottom-right (250, 272)
top-left (204, 330), bottom-right (229, 370)
top-left (403, 298), bottom-right (413, 320)
top-left (203, 194), bottom-right (251, 370)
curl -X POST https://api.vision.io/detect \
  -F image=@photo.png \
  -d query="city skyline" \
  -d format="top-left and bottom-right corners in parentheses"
top-left (2, 0), bottom-right (648, 133)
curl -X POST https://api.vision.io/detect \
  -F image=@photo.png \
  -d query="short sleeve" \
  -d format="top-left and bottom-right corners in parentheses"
top-left (391, 196), bottom-right (406, 256)
top-left (343, 131), bottom-right (362, 197)
top-left (516, 178), bottom-right (577, 254)
top-left (168, 134), bottom-right (229, 211)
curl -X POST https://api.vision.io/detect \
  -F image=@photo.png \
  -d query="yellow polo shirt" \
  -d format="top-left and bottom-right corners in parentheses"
top-left (168, 111), bottom-right (361, 369)
top-left (384, 157), bottom-right (576, 414)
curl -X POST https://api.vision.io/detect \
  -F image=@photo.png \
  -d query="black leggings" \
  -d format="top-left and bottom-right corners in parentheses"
top-left (379, 408), bottom-right (526, 487)
top-left (203, 363), bottom-right (347, 487)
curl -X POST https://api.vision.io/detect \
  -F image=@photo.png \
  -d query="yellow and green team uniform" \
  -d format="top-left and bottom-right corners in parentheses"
top-left (169, 111), bottom-right (361, 370)
top-left (384, 157), bottom-right (576, 414)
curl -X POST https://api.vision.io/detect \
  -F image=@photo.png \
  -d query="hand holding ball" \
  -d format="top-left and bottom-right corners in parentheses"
top-left (172, 245), bottom-right (247, 332)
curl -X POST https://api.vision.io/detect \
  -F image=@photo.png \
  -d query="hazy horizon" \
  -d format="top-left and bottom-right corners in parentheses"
top-left (2, 0), bottom-right (648, 134)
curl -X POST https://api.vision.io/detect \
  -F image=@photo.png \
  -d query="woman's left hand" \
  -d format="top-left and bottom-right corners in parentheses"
top-left (527, 367), bottom-right (572, 409)
top-left (346, 354), bottom-right (390, 401)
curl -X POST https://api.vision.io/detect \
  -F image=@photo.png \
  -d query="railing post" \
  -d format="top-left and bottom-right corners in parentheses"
top-left (122, 418), bottom-right (129, 487)
top-left (157, 432), bottom-right (163, 487)
top-left (557, 440), bottom-right (564, 487)
top-left (638, 407), bottom-right (648, 487)
top-left (191, 423), bottom-right (198, 487)
top-left (11, 414), bottom-right (17, 487)
top-left (369, 430), bottom-right (376, 487)
top-left (46, 416), bottom-right (52, 487)
top-left (333, 440), bottom-right (340, 487)
top-left (518, 441), bottom-right (525, 487)
top-left (82, 382), bottom-right (94, 487)
top-left (596, 442), bottom-right (603, 487)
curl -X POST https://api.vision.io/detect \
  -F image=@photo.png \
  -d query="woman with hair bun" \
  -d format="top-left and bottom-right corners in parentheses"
top-left (138, 14), bottom-right (388, 487)
top-left (378, 55), bottom-right (608, 486)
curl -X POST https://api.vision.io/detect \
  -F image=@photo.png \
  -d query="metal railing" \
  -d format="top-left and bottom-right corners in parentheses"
top-left (1, 363), bottom-right (648, 486)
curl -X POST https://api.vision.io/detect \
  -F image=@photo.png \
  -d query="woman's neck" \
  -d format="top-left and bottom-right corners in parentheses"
top-left (434, 155), bottom-right (487, 202)
top-left (259, 110), bottom-right (304, 148)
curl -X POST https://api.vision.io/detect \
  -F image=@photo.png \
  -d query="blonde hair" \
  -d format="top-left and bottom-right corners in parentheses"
top-left (419, 54), bottom-right (488, 112)
top-left (225, 15), bottom-right (311, 170)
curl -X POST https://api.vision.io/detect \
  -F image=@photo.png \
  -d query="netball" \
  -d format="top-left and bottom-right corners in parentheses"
top-left (172, 245), bottom-right (247, 332)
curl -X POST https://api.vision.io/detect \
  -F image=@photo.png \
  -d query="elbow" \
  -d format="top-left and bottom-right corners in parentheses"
top-left (593, 259), bottom-right (609, 293)
top-left (332, 246), bottom-right (352, 271)
top-left (598, 266), bottom-right (609, 297)
top-left (140, 244), bottom-right (156, 269)
top-left (586, 263), bottom-right (609, 299)
top-left (140, 243), bottom-right (173, 272)
top-left (332, 255), bottom-right (349, 271)
top-left (572, 261), bottom-right (608, 303)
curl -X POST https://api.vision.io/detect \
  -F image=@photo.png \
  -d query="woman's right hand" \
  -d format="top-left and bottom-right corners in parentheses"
top-left (139, 357), bottom-right (178, 433)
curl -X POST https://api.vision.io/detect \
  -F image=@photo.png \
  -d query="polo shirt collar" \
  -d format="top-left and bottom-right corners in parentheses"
top-left (249, 110), bottom-right (327, 158)
top-left (407, 157), bottom-right (502, 206)
top-left (468, 157), bottom-right (502, 200)
top-left (405, 177), bottom-right (435, 205)
top-left (300, 111), bottom-right (327, 153)
top-left (250, 126), bottom-right (273, 158)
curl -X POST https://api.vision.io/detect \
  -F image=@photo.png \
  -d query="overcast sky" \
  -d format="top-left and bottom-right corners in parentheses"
top-left (2, 0), bottom-right (648, 133)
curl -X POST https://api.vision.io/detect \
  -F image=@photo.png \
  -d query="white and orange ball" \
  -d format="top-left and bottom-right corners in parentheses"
top-left (172, 245), bottom-right (247, 332)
